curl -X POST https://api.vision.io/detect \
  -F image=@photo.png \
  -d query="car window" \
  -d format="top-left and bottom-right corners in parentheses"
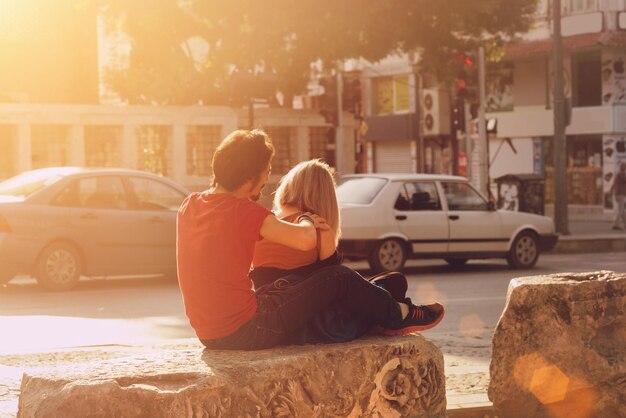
top-left (127, 176), bottom-right (187, 211)
top-left (395, 182), bottom-right (441, 211)
top-left (52, 177), bottom-right (129, 209)
top-left (0, 171), bottom-right (64, 198)
top-left (442, 182), bottom-right (488, 211)
top-left (337, 177), bottom-right (387, 205)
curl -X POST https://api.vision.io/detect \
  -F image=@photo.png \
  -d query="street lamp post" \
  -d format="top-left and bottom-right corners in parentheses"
top-left (553, 0), bottom-right (570, 235)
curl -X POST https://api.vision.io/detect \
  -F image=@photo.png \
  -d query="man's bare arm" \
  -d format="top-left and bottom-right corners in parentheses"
top-left (260, 213), bottom-right (329, 251)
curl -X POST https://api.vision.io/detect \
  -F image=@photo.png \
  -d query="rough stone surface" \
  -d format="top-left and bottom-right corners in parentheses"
top-left (17, 335), bottom-right (446, 418)
top-left (488, 271), bottom-right (626, 418)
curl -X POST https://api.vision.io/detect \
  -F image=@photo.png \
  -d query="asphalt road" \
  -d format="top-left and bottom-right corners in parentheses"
top-left (1, 252), bottom-right (624, 355)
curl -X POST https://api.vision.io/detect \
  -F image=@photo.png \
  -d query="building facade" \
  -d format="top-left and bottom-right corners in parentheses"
top-left (488, 0), bottom-right (626, 219)
top-left (0, 104), bottom-right (355, 206)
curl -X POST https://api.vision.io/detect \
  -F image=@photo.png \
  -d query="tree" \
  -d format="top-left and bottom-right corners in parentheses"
top-left (97, 0), bottom-right (539, 106)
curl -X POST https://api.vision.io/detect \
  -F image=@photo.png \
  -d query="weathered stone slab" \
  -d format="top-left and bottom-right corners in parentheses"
top-left (18, 335), bottom-right (446, 418)
top-left (489, 271), bottom-right (626, 418)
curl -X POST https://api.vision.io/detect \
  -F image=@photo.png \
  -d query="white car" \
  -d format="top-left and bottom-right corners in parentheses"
top-left (337, 174), bottom-right (558, 272)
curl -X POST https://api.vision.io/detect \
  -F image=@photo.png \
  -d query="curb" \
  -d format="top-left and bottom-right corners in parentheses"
top-left (447, 405), bottom-right (495, 418)
top-left (552, 235), bottom-right (626, 254)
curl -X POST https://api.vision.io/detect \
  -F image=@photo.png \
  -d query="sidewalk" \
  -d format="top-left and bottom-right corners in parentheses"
top-left (553, 219), bottom-right (626, 253)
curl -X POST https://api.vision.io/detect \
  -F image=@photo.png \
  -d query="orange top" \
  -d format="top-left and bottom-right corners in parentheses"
top-left (252, 212), bottom-right (319, 270)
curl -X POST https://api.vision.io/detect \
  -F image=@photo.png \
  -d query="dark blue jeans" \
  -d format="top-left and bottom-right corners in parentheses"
top-left (201, 265), bottom-right (402, 350)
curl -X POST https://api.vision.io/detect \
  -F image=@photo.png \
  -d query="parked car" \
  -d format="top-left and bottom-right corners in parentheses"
top-left (337, 174), bottom-right (558, 272)
top-left (0, 167), bottom-right (191, 291)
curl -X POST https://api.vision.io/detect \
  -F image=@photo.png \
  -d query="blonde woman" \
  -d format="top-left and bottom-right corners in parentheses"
top-left (251, 159), bottom-right (408, 305)
top-left (251, 159), bottom-right (340, 284)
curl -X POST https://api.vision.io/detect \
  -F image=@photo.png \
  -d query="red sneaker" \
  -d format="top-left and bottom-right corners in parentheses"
top-left (382, 301), bottom-right (445, 335)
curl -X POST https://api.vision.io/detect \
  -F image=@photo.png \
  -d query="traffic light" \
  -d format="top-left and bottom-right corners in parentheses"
top-left (455, 51), bottom-right (478, 100)
top-left (451, 96), bottom-right (465, 133)
top-left (319, 76), bottom-right (338, 125)
top-left (342, 78), bottom-right (362, 115)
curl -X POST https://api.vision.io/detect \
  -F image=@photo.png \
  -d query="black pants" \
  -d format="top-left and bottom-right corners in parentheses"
top-left (201, 265), bottom-right (402, 350)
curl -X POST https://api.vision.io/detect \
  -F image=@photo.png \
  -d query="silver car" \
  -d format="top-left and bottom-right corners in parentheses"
top-left (0, 167), bottom-right (190, 291)
top-left (337, 174), bottom-right (558, 272)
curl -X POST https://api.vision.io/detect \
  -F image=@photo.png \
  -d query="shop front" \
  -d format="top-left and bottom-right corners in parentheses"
top-left (543, 134), bottom-right (604, 209)
top-left (362, 113), bottom-right (417, 173)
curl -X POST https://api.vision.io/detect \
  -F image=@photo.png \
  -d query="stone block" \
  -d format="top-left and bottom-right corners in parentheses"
top-left (489, 271), bottom-right (626, 418)
top-left (18, 335), bottom-right (446, 418)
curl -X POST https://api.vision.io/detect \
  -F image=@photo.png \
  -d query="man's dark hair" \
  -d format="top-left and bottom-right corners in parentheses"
top-left (212, 129), bottom-right (275, 191)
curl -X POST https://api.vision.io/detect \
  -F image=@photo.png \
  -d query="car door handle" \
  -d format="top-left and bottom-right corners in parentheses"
top-left (80, 213), bottom-right (98, 220)
top-left (147, 217), bottom-right (165, 223)
top-left (395, 215), bottom-right (407, 220)
top-left (448, 215), bottom-right (460, 220)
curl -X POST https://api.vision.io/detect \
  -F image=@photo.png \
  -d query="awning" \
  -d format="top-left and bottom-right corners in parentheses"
top-left (361, 114), bottom-right (417, 142)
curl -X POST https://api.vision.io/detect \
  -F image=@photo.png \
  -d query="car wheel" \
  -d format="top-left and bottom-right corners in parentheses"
top-left (444, 258), bottom-right (468, 267)
top-left (35, 242), bottom-right (82, 291)
top-left (507, 231), bottom-right (539, 269)
top-left (368, 239), bottom-right (407, 273)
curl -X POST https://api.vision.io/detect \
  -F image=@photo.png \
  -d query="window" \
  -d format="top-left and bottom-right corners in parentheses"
top-left (0, 170), bottom-right (64, 198)
top-left (0, 125), bottom-right (16, 180)
top-left (127, 176), bottom-right (187, 211)
top-left (337, 177), bottom-right (387, 205)
top-left (309, 127), bottom-right (334, 166)
top-left (31, 125), bottom-right (69, 169)
top-left (562, 0), bottom-right (598, 14)
top-left (442, 182), bottom-right (488, 211)
top-left (84, 126), bottom-right (122, 167)
top-left (264, 127), bottom-right (293, 174)
top-left (373, 75), bottom-right (411, 115)
top-left (55, 176), bottom-right (129, 209)
top-left (186, 125), bottom-right (221, 176)
top-left (573, 52), bottom-right (601, 107)
top-left (136, 126), bottom-right (172, 176)
top-left (395, 182), bottom-right (441, 211)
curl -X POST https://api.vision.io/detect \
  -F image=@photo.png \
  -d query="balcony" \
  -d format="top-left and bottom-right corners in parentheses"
top-left (487, 104), bottom-right (626, 138)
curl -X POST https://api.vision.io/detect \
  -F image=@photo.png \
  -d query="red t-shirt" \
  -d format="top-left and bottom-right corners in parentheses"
top-left (176, 192), bottom-right (272, 340)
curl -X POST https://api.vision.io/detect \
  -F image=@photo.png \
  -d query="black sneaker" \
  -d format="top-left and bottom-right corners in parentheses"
top-left (382, 301), bottom-right (445, 335)
top-left (368, 271), bottom-right (408, 302)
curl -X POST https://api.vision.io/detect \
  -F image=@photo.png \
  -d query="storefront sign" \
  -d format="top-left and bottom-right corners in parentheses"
top-left (603, 135), bottom-right (626, 196)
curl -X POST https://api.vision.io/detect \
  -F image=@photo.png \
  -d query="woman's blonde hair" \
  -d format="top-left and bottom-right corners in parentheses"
top-left (273, 159), bottom-right (341, 245)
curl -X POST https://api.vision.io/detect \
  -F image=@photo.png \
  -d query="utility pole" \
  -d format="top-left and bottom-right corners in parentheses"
top-left (335, 65), bottom-right (345, 175)
top-left (553, 0), bottom-right (570, 234)
top-left (477, 47), bottom-right (488, 197)
top-left (414, 68), bottom-right (424, 172)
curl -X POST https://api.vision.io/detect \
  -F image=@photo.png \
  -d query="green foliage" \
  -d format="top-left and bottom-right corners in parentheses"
top-left (97, 0), bottom-right (539, 106)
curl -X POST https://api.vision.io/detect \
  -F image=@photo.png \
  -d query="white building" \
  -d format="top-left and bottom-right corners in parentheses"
top-left (487, 0), bottom-right (626, 219)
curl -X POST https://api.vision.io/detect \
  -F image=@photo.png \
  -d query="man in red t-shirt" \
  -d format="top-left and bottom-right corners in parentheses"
top-left (177, 129), bottom-right (444, 350)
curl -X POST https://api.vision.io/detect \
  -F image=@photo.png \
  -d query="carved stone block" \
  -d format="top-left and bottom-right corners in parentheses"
top-left (489, 271), bottom-right (626, 418)
top-left (18, 335), bottom-right (446, 417)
